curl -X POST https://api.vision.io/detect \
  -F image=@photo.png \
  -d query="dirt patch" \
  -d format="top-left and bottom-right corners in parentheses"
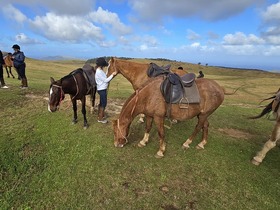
top-left (218, 128), bottom-right (253, 139)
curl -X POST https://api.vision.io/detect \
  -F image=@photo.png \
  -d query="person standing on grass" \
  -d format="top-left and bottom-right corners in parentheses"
top-left (0, 50), bottom-right (8, 89)
top-left (12, 44), bottom-right (28, 89)
top-left (95, 57), bottom-right (117, 124)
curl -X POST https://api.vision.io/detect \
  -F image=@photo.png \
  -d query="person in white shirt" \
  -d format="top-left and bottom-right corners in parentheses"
top-left (95, 57), bottom-right (117, 123)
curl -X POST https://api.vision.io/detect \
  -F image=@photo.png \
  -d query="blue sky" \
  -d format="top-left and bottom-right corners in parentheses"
top-left (0, 0), bottom-right (280, 71)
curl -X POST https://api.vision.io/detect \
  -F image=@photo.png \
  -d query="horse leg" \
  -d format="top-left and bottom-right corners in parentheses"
top-left (9, 67), bottom-right (15, 78)
top-left (138, 116), bottom-right (153, 147)
top-left (182, 115), bottom-right (207, 149)
top-left (72, 99), bottom-right (78, 124)
top-left (81, 97), bottom-right (88, 129)
top-left (252, 121), bottom-right (280, 165)
top-left (5, 67), bottom-right (10, 78)
top-left (90, 87), bottom-right (97, 114)
top-left (196, 119), bottom-right (209, 149)
top-left (154, 116), bottom-right (166, 158)
top-left (137, 114), bottom-right (145, 123)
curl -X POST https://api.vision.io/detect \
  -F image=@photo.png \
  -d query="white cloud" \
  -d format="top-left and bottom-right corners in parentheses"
top-left (2, 4), bottom-right (27, 23)
top-left (29, 13), bottom-right (103, 42)
top-left (262, 1), bottom-right (280, 23)
top-left (223, 32), bottom-right (265, 45)
top-left (129, 0), bottom-right (263, 22)
top-left (89, 7), bottom-right (132, 35)
top-left (187, 30), bottom-right (201, 41)
top-left (0, 0), bottom-right (94, 15)
top-left (15, 33), bottom-right (43, 44)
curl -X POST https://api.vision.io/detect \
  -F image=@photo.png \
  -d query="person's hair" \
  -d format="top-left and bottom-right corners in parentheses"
top-left (178, 66), bottom-right (183, 70)
top-left (12, 44), bottom-right (20, 50)
top-left (96, 57), bottom-right (108, 67)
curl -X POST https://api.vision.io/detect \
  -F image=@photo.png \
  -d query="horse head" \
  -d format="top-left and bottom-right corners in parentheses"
top-left (48, 77), bottom-right (65, 112)
top-left (113, 119), bottom-right (129, 147)
top-left (108, 57), bottom-right (119, 76)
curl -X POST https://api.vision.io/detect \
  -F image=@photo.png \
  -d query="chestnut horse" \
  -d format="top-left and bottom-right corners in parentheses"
top-left (250, 90), bottom-right (280, 165)
top-left (113, 76), bottom-right (224, 158)
top-left (3, 53), bottom-right (15, 78)
top-left (107, 57), bottom-right (187, 122)
top-left (48, 68), bottom-right (96, 129)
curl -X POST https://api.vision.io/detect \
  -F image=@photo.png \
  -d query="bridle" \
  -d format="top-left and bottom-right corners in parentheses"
top-left (51, 84), bottom-right (65, 108)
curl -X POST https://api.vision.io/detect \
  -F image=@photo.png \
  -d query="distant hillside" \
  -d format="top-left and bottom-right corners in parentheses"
top-left (41, 55), bottom-right (82, 61)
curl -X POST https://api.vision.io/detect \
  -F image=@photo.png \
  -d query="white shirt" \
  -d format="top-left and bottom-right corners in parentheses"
top-left (95, 67), bottom-right (114, 90)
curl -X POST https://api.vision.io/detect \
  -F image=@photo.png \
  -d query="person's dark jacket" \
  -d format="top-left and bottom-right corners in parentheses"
top-left (0, 50), bottom-right (5, 65)
top-left (12, 51), bottom-right (25, 68)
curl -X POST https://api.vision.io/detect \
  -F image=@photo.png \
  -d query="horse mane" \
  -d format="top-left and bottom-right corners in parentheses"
top-left (60, 68), bottom-right (83, 81)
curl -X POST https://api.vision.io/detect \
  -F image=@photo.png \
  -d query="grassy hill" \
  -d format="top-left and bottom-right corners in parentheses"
top-left (0, 58), bottom-right (280, 209)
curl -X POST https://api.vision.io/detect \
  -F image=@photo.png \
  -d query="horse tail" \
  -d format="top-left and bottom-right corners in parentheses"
top-left (248, 99), bottom-right (274, 119)
top-left (223, 85), bottom-right (245, 95)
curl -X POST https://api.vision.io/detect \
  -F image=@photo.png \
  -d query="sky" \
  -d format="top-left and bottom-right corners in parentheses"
top-left (0, 0), bottom-right (280, 71)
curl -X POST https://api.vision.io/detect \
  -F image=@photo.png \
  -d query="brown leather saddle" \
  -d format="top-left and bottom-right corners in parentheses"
top-left (147, 63), bottom-right (171, 77)
top-left (160, 72), bottom-right (200, 104)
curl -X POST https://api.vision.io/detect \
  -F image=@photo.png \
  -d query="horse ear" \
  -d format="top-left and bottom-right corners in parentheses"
top-left (50, 77), bottom-right (55, 84)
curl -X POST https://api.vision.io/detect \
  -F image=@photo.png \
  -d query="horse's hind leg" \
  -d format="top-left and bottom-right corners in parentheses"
top-left (252, 121), bottom-right (280, 165)
top-left (196, 119), bottom-right (209, 149)
top-left (182, 115), bottom-right (208, 149)
top-left (5, 67), bottom-right (10, 78)
top-left (154, 116), bottom-right (166, 158)
top-left (72, 99), bottom-right (78, 124)
top-left (138, 116), bottom-right (153, 147)
top-left (81, 97), bottom-right (88, 129)
top-left (9, 67), bottom-right (15, 78)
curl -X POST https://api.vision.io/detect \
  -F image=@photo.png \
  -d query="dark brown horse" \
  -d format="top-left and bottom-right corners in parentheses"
top-left (250, 90), bottom-right (280, 165)
top-left (113, 76), bottom-right (224, 158)
top-left (48, 68), bottom-right (96, 129)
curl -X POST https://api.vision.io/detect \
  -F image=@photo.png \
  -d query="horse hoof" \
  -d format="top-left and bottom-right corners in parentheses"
top-left (72, 121), bottom-right (77, 125)
top-left (182, 144), bottom-right (190, 150)
top-left (138, 142), bottom-right (146, 147)
top-left (155, 154), bottom-right (164, 159)
top-left (155, 151), bottom-right (164, 158)
top-left (196, 144), bottom-right (204, 149)
top-left (251, 157), bottom-right (261, 166)
top-left (137, 119), bottom-right (144, 124)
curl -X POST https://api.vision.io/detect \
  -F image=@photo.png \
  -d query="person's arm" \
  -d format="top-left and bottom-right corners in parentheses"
top-left (14, 52), bottom-right (25, 63)
top-left (0, 51), bottom-right (4, 64)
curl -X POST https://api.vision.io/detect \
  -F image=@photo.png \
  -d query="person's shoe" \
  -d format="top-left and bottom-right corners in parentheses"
top-left (20, 86), bottom-right (28, 89)
top-left (1, 85), bottom-right (9, 89)
top-left (97, 119), bottom-right (108, 124)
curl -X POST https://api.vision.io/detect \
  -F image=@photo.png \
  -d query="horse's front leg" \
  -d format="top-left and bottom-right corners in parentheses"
top-left (138, 116), bottom-right (153, 147)
top-left (154, 116), bottom-right (166, 158)
top-left (81, 97), bottom-right (88, 129)
top-left (252, 121), bottom-right (280, 165)
top-left (72, 99), bottom-right (78, 124)
top-left (5, 67), bottom-right (10, 78)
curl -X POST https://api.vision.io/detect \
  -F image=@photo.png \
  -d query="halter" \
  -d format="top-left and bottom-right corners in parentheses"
top-left (117, 119), bottom-right (128, 144)
top-left (51, 84), bottom-right (65, 107)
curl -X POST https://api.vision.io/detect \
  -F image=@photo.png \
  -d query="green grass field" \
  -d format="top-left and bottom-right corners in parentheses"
top-left (0, 58), bottom-right (280, 209)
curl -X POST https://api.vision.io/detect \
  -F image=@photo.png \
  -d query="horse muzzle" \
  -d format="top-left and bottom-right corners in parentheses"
top-left (48, 104), bottom-right (59, 112)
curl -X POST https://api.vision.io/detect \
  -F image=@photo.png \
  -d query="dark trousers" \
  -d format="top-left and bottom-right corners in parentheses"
top-left (0, 65), bottom-right (5, 86)
top-left (16, 63), bottom-right (27, 79)
top-left (97, 89), bottom-right (107, 108)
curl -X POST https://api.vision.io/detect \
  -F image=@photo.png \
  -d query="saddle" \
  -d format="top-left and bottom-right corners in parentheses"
top-left (147, 63), bottom-right (171, 77)
top-left (160, 72), bottom-right (200, 105)
top-left (82, 64), bottom-right (96, 88)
